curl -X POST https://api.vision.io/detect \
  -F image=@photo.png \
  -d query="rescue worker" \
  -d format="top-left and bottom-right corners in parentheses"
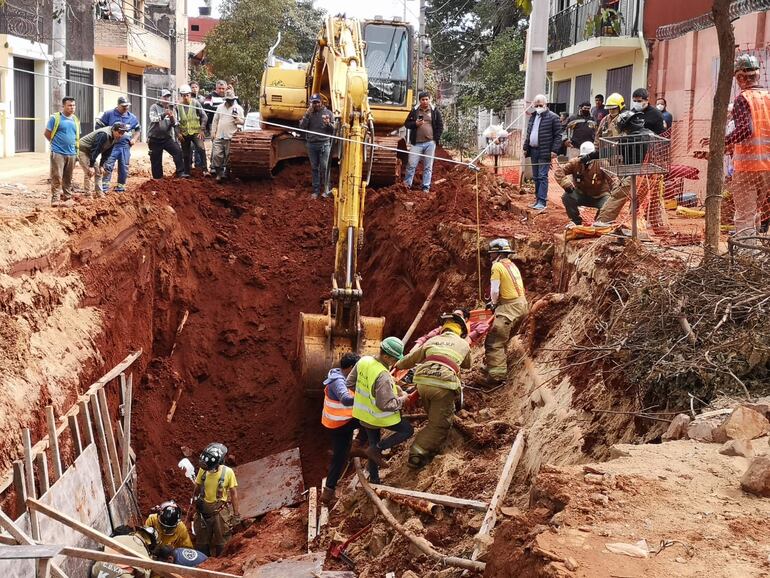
top-left (186, 443), bottom-right (240, 557)
top-left (145, 500), bottom-right (193, 548)
top-left (210, 90), bottom-right (244, 182)
top-left (177, 84), bottom-right (209, 175)
top-left (724, 53), bottom-right (770, 242)
top-left (90, 526), bottom-right (155, 577)
top-left (98, 96), bottom-right (141, 193)
top-left (44, 96), bottom-right (79, 207)
top-left (395, 312), bottom-right (472, 468)
top-left (594, 92), bottom-right (625, 145)
top-left (484, 239), bottom-right (528, 383)
top-left (77, 121), bottom-right (126, 199)
top-left (155, 545), bottom-right (208, 568)
top-left (564, 102), bottom-right (597, 151)
top-left (299, 93), bottom-right (334, 199)
top-left (348, 337), bottom-right (414, 483)
top-left (148, 90), bottom-right (187, 179)
top-left (555, 141), bottom-right (618, 225)
top-left (320, 352), bottom-right (367, 505)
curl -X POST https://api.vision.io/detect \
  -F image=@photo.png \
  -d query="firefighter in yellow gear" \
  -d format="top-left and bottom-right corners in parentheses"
top-left (484, 239), bottom-right (528, 382)
top-left (396, 312), bottom-right (472, 468)
top-left (145, 500), bottom-right (193, 548)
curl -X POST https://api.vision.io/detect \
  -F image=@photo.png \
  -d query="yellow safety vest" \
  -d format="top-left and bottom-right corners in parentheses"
top-left (50, 111), bottom-right (80, 152)
top-left (412, 332), bottom-right (469, 390)
top-left (352, 356), bottom-right (400, 427)
top-left (178, 102), bottom-right (202, 136)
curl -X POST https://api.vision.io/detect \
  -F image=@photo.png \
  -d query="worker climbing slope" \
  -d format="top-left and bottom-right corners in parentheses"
top-left (484, 239), bottom-right (528, 383)
top-left (396, 312), bottom-right (472, 468)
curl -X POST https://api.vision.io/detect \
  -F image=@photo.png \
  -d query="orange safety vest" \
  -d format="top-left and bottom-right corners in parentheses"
top-left (733, 88), bottom-right (770, 172)
top-left (321, 385), bottom-right (354, 429)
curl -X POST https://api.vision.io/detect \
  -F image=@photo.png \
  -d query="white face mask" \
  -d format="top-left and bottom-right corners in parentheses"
top-left (630, 102), bottom-right (643, 112)
top-left (656, 104), bottom-right (665, 111)
top-left (534, 106), bottom-right (545, 114)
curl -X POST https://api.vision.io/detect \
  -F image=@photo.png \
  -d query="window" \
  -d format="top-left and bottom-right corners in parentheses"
top-left (363, 23), bottom-right (411, 106)
top-left (191, 24), bottom-right (199, 31)
top-left (103, 68), bottom-right (120, 86)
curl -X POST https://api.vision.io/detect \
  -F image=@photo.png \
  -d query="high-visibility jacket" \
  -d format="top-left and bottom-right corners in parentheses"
top-left (733, 88), bottom-right (770, 172)
top-left (410, 332), bottom-right (470, 390)
top-left (352, 356), bottom-right (400, 427)
top-left (321, 384), bottom-right (354, 428)
top-left (178, 101), bottom-right (204, 136)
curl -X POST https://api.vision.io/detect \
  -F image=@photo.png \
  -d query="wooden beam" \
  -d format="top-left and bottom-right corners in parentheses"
top-left (60, 546), bottom-right (243, 578)
top-left (90, 351), bottom-right (143, 391)
top-left (0, 508), bottom-right (68, 578)
top-left (89, 394), bottom-right (116, 497)
top-left (97, 388), bottom-right (124, 484)
top-left (317, 478), bottom-right (329, 534)
top-left (370, 484), bottom-right (488, 511)
top-left (35, 451), bottom-right (49, 495)
top-left (12, 461), bottom-right (27, 517)
top-left (77, 400), bottom-right (94, 447)
top-left (26, 498), bottom-right (181, 578)
top-left (22, 428), bottom-right (39, 540)
top-left (470, 429), bottom-right (526, 562)
top-left (67, 415), bottom-right (82, 457)
top-left (121, 372), bottom-right (133, 477)
top-left (45, 406), bottom-right (63, 481)
top-left (307, 486), bottom-right (317, 550)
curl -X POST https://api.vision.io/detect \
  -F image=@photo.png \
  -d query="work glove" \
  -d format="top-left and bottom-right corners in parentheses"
top-left (485, 301), bottom-right (497, 311)
top-left (564, 186), bottom-right (575, 195)
top-left (402, 390), bottom-right (421, 414)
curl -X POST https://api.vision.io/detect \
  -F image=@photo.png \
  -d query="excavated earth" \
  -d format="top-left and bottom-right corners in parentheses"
top-left (1, 155), bottom-right (769, 577)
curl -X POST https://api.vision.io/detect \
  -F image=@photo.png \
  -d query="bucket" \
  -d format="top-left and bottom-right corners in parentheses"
top-left (469, 309), bottom-right (493, 324)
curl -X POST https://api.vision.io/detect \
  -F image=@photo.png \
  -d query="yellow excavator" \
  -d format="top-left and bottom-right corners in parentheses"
top-left (230, 17), bottom-right (414, 392)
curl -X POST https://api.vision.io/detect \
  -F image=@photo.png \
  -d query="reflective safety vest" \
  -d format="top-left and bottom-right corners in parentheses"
top-left (321, 384), bottom-right (354, 429)
top-left (178, 102), bottom-right (203, 136)
top-left (733, 88), bottom-right (770, 172)
top-left (352, 356), bottom-right (400, 427)
top-left (412, 331), bottom-right (469, 390)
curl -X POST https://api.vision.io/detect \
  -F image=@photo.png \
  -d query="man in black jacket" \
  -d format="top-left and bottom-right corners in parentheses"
top-left (403, 91), bottom-right (444, 193)
top-left (631, 88), bottom-right (665, 135)
top-left (523, 95), bottom-right (562, 210)
top-left (565, 102), bottom-right (597, 151)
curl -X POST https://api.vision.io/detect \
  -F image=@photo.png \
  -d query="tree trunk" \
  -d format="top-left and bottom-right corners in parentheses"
top-left (704, 0), bottom-right (735, 254)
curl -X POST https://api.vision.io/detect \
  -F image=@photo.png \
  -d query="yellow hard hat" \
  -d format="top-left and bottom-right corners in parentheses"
top-left (606, 93), bottom-right (625, 109)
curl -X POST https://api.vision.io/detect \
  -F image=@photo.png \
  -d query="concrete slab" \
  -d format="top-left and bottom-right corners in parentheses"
top-left (245, 552), bottom-right (324, 577)
top-left (235, 448), bottom-right (305, 518)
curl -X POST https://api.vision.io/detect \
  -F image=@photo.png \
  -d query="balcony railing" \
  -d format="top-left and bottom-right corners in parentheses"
top-left (548, 0), bottom-right (641, 55)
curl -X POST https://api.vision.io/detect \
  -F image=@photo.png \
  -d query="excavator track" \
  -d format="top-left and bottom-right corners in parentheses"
top-left (369, 136), bottom-right (405, 187)
top-left (228, 131), bottom-right (276, 179)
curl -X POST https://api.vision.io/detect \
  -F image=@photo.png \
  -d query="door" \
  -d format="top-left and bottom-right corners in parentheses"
top-left (606, 65), bottom-right (633, 104)
top-left (127, 73), bottom-right (143, 138)
top-left (574, 74), bottom-right (592, 111)
top-left (67, 66), bottom-right (94, 135)
top-left (13, 57), bottom-right (35, 153)
top-left (553, 79), bottom-right (571, 114)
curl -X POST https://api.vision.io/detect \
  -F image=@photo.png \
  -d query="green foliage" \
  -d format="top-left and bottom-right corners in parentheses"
top-left (440, 105), bottom-right (477, 159)
top-left (204, 0), bottom-right (325, 109)
top-left (189, 64), bottom-right (218, 94)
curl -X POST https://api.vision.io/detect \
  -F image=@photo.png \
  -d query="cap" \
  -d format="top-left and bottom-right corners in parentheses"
top-left (161, 89), bottom-right (173, 98)
top-left (117, 96), bottom-right (130, 106)
top-left (310, 93), bottom-right (322, 103)
top-left (179, 84), bottom-right (191, 95)
top-left (111, 121), bottom-right (128, 132)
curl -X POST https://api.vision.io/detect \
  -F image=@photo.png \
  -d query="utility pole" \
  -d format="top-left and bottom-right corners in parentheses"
top-left (522, 0), bottom-right (549, 130)
top-left (417, 0), bottom-right (426, 91)
top-left (51, 0), bottom-right (67, 113)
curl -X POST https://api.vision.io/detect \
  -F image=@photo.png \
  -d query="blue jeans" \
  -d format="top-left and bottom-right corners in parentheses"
top-left (193, 140), bottom-right (206, 168)
top-left (530, 148), bottom-right (550, 205)
top-left (404, 140), bottom-right (436, 188)
top-left (307, 141), bottom-right (331, 195)
top-left (103, 141), bottom-right (131, 186)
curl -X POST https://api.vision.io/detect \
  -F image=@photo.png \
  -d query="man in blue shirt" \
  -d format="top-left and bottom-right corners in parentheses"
top-left (98, 96), bottom-right (141, 193)
top-left (155, 545), bottom-right (208, 568)
top-left (44, 96), bottom-right (80, 207)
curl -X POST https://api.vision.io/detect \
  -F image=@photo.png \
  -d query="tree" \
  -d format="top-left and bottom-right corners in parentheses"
top-left (204, 0), bottom-right (325, 109)
top-left (704, 0), bottom-right (735, 254)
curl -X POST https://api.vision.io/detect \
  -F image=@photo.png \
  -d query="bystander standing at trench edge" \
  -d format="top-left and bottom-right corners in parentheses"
top-left (45, 96), bottom-right (80, 207)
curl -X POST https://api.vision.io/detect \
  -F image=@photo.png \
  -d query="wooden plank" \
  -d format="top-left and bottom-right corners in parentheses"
top-left (0, 544), bottom-right (63, 559)
top-left (77, 401), bottom-right (93, 447)
top-left (27, 499), bottom-right (183, 578)
top-left (246, 552), bottom-right (324, 578)
top-left (116, 421), bottom-right (137, 463)
top-left (38, 558), bottom-right (52, 578)
top-left (35, 451), bottom-right (49, 495)
top-left (370, 484), bottom-right (488, 511)
top-left (121, 372), bottom-right (133, 477)
top-left (317, 478), bottom-right (329, 534)
top-left (97, 388), bottom-right (124, 484)
top-left (22, 428), bottom-right (39, 540)
top-left (67, 415), bottom-right (82, 458)
top-left (235, 449), bottom-right (305, 518)
top-left (90, 350), bottom-right (143, 391)
top-left (46, 406), bottom-right (63, 482)
top-left (90, 394), bottom-right (116, 497)
top-left (0, 508), bottom-right (68, 578)
top-left (60, 546), bottom-right (244, 578)
top-left (307, 487), bottom-right (317, 550)
top-left (13, 461), bottom-right (27, 516)
top-left (470, 429), bottom-right (526, 562)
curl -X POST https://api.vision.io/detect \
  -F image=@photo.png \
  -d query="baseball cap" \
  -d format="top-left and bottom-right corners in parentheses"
top-left (111, 121), bottom-right (128, 132)
top-left (179, 84), bottom-right (191, 95)
top-left (117, 96), bottom-right (130, 106)
top-left (161, 89), bottom-right (173, 98)
top-left (310, 93), bottom-right (322, 103)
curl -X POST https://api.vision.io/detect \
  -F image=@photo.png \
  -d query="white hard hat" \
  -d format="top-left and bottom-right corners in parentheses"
top-left (179, 84), bottom-right (192, 95)
top-left (579, 141), bottom-right (595, 156)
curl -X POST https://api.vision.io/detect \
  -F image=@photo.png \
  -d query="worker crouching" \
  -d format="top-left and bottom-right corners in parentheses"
top-left (145, 500), bottom-right (193, 549)
top-left (349, 337), bottom-right (414, 483)
top-left (187, 443), bottom-right (241, 556)
top-left (484, 239), bottom-right (528, 383)
top-left (396, 312), bottom-right (472, 468)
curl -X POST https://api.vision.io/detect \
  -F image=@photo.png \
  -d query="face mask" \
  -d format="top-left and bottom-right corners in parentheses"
top-left (656, 104), bottom-right (665, 111)
top-left (580, 109), bottom-right (590, 116)
top-left (534, 106), bottom-right (545, 114)
top-left (630, 102), bottom-right (643, 112)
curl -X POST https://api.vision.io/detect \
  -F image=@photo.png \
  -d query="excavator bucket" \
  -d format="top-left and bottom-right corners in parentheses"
top-left (297, 311), bottom-right (385, 395)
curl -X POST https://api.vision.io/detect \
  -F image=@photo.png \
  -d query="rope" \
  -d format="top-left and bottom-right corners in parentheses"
top-left (475, 171), bottom-right (483, 303)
